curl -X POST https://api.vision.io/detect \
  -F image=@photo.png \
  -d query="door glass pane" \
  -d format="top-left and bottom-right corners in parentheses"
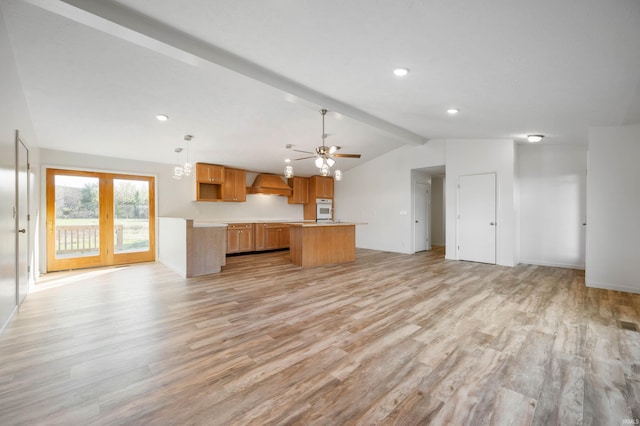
top-left (114, 179), bottom-right (150, 254)
top-left (54, 175), bottom-right (100, 258)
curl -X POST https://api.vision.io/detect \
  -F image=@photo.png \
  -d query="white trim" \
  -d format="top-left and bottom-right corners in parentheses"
top-left (0, 306), bottom-right (18, 334)
top-left (518, 258), bottom-right (585, 270)
top-left (586, 280), bottom-right (640, 295)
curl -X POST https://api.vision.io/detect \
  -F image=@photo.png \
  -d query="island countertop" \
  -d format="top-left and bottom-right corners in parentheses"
top-left (288, 222), bottom-right (364, 268)
top-left (287, 222), bottom-right (366, 227)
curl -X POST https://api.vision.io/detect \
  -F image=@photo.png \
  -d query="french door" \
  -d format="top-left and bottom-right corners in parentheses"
top-left (46, 169), bottom-right (155, 272)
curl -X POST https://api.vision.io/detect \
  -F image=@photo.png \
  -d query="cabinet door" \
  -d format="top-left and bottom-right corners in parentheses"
top-left (222, 169), bottom-right (247, 202)
top-left (227, 229), bottom-right (240, 253)
top-left (310, 175), bottom-right (334, 199)
top-left (320, 176), bottom-right (334, 198)
top-left (265, 227), bottom-right (280, 250)
top-left (278, 225), bottom-right (290, 248)
top-left (233, 170), bottom-right (246, 202)
top-left (288, 177), bottom-right (309, 204)
top-left (197, 164), bottom-right (224, 183)
top-left (238, 226), bottom-right (254, 252)
top-left (254, 223), bottom-right (267, 251)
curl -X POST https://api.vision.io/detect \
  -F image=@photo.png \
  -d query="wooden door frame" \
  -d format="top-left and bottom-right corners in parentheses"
top-left (46, 168), bottom-right (156, 272)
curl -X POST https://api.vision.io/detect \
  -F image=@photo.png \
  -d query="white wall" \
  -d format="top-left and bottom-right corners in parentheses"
top-left (334, 140), bottom-right (445, 254)
top-left (445, 140), bottom-right (516, 266)
top-left (38, 148), bottom-right (303, 274)
top-left (517, 144), bottom-right (587, 269)
top-left (586, 125), bottom-right (640, 294)
top-left (430, 176), bottom-right (445, 246)
top-left (0, 5), bottom-right (37, 331)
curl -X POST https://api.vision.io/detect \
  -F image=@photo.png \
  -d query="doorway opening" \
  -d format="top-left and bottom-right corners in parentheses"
top-left (46, 169), bottom-right (155, 272)
top-left (412, 166), bottom-right (446, 254)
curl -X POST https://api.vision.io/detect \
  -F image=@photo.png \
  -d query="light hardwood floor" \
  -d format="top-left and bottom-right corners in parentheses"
top-left (1, 248), bottom-right (639, 425)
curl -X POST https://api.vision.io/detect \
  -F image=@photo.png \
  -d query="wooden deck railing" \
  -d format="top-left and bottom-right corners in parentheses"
top-left (55, 225), bottom-right (125, 254)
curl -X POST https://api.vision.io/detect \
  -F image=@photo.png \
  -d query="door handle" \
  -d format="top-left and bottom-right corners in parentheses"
top-left (18, 228), bottom-right (26, 233)
top-left (489, 222), bottom-right (495, 226)
top-left (415, 220), bottom-right (419, 223)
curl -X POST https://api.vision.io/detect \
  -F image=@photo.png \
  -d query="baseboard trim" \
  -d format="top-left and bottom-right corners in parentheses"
top-left (0, 305), bottom-right (18, 335)
top-left (519, 258), bottom-right (585, 270)
top-left (586, 280), bottom-right (640, 295)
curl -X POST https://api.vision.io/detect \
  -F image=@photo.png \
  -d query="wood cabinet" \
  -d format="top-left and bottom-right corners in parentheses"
top-left (196, 163), bottom-right (225, 201)
top-left (311, 175), bottom-right (334, 199)
top-left (196, 163), bottom-right (224, 183)
top-left (304, 175), bottom-right (335, 220)
top-left (226, 223), bottom-right (254, 253)
top-left (287, 177), bottom-right (309, 204)
top-left (222, 168), bottom-right (246, 202)
top-left (255, 223), bottom-right (290, 251)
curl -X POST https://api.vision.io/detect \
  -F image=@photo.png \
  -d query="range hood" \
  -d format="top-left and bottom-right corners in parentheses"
top-left (247, 174), bottom-right (292, 196)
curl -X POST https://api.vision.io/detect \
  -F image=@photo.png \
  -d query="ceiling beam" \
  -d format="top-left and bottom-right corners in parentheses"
top-left (24, 0), bottom-right (428, 145)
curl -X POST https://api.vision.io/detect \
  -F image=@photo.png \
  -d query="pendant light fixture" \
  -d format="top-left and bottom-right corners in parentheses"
top-left (183, 135), bottom-right (193, 176)
top-left (172, 147), bottom-right (184, 180)
top-left (171, 134), bottom-right (194, 180)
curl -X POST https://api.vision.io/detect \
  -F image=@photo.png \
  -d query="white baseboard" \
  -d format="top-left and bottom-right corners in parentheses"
top-left (586, 280), bottom-right (640, 295)
top-left (519, 258), bottom-right (585, 270)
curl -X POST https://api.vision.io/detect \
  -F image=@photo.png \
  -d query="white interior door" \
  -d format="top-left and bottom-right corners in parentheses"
top-left (414, 182), bottom-right (430, 252)
top-left (458, 173), bottom-right (496, 264)
top-left (16, 132), bottom-right (29, 304)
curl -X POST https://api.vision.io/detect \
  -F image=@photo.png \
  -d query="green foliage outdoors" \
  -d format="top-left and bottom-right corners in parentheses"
top-left (55, 180), bottom-right (150, 253)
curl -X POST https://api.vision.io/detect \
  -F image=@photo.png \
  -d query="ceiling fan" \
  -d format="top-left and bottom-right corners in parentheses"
top-left (286, 109), bottom-right (361, 179)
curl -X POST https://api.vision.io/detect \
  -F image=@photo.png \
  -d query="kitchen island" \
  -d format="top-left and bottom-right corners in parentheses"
top-left (288, 222), bottom-right (361, 268)
top-left (158, 218), bottom-right (227, 277)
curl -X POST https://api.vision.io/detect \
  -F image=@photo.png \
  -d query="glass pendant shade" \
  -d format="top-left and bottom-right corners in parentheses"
top-left (173, 166), bottom-right (184, 179)
top-left (334, 169), bottom-right (342, 181)
top-left (183, 162), bottom-right (193, 177)
top-left (326, 158), bottom-right (335, 167)
top-left (315, 157), bottom-right (324, 168)
top-left (320, 164), bottom-right (330, 176)
top-left (284, 165), bottom-right (294, 178)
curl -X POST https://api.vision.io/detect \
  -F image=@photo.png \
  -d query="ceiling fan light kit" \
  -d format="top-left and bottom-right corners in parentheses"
top-left (286, 109), bottom-right (361, 181)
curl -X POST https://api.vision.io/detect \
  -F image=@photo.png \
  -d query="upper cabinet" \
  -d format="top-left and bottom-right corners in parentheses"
top-left (196, 163), bottom-right (224, 183)
top-left (195, 163), bottom-right (225, 201)
top-left (222, 168), bottom-right (246, 202)
top-left (310, 175), bottom-right (334, 199)
top-left (287, 177), bottom-right (309, 204)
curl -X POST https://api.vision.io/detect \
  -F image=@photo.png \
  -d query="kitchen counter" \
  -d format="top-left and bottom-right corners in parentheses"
top-left (158, 218), bottom-right (226, 277)
top-left (287, 222), bottom-right (365, 227)
top-left (288, 222), bottom-right (364, 268)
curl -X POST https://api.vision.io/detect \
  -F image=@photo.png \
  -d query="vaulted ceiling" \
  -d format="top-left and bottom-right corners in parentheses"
top-left (3, 0), bottom-right (640, 176)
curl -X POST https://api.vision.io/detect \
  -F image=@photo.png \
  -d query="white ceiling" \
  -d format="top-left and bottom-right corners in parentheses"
top-left (3, 0), bottom-right (640, 176)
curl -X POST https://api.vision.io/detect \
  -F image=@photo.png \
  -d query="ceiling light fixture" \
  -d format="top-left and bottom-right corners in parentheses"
top-left (527, 134), bottom-right (544, 143)
top-left (172, 147), bottom-right (184, 180)
top-left (284, 109), bottom-right (359, 181)
top-left (393, 68), bottom-right (409, 77)
top-left (284, 165), bottom-right (294, 178)
top-left (172, 135), bottom-right (194, 179)
top-left (156, 114), bottom-right (168, 122)
top-left (447, 108), bottom-right (459, 115)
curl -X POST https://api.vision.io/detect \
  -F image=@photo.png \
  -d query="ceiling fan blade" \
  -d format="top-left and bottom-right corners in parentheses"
top-left (293, 156), bottom-right (316, 160)
top-left (332, 153), bottom-right (361, 158)
top-left (292, 148), bottom-right (315, 154)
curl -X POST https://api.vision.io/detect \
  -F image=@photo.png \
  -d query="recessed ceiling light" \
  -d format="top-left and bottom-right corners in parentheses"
top-left (393, 68), bottom-right (409, 77)
top-left (447, 108), bottom-right (459, 115)
top-left (156, 114), bottom-right (168, 122)
top-left (527, 134), bottom-right (544, 143)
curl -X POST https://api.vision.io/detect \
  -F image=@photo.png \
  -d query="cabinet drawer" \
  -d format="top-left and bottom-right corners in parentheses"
top-left (227, 223), bottom-right (253, 230)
